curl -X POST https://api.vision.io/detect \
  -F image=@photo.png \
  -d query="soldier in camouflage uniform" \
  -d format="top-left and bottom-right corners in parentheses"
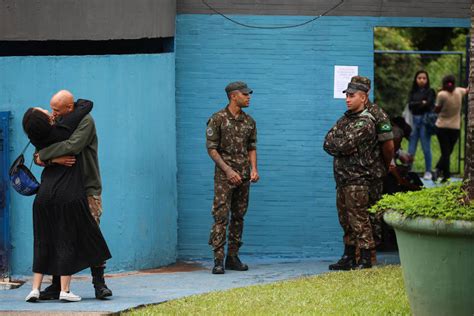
top-left (323, 80), bottom-right (381, 270)
top-left (350, 76), bottom-right (394, 252)
top-left (206, 81), bottom-right (260, 274)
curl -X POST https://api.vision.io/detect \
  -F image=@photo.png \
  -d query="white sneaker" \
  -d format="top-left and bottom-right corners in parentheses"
top-left (59, 291), bottom-right (81, 302)
top-left (25, 289), bottom-right (40, 302)
top-left (423, 171), bottom-right (432, 180)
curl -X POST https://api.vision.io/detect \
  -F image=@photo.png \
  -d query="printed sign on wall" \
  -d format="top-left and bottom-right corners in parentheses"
top-left (334, 66), bottom-right (358, 99)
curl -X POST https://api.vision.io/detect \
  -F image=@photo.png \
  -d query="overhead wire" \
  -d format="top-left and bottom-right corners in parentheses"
top-left (201, 0), bottom-right (345, 29)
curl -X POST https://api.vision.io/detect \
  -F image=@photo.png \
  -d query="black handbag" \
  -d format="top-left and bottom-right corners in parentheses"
top-left (9, 142), bottom-right (40, 196)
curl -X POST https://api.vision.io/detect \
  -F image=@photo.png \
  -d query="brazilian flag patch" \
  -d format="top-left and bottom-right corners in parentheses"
top-left (378, 122), bottom-right (392, 132)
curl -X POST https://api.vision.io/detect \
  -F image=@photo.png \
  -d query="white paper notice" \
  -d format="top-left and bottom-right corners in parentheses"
top-left (334, 66), bottom-right (358, 99)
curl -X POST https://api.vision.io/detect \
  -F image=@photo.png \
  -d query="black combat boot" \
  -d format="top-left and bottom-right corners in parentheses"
top-left (39, 275), bottom-right (60, 300)
top-left (225, 255), bottom-right (249, 271)
top-left (212, 259), bottom-right (225, 274)
top-left (354, 248), bottom-right (373, 269)
top-left (91, 267), bottom-right (113, 299)
top-left (329, 245), bottom-right (356, 270)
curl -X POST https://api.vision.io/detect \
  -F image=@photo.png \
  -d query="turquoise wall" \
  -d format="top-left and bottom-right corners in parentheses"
top-left (175, 15), bottom-right (469, 259)
top-left (0, 53), bottom-right (177, 275)
top-left (0, 14), bottom-right (469, 275)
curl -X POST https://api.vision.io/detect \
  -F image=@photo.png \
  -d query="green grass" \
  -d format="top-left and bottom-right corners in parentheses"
top-left (401, 128), bottom-right (464, 176)
top-left (122, 265), bottom-right (410, 315)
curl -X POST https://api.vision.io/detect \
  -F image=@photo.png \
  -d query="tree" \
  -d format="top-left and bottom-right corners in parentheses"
top-left (464, 10), bottom-right (474, 202)
top-left (374, 27), bottom-right (469, 117)
top-left (374, 27), bottom-right (420, 116)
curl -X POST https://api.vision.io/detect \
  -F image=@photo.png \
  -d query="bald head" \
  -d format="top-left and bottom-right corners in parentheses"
top-left (50, 90), bottom-right (74, 118)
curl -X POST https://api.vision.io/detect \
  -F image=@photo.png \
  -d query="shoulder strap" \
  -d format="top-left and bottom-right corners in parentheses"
top-left (21, 141), bottom-right (31, 155)
top-left (19, 141), bottom-right (35, 169)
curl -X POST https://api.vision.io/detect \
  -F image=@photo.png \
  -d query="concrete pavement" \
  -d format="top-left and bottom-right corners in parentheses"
top-left (0, 253), bottom-right (400, 315)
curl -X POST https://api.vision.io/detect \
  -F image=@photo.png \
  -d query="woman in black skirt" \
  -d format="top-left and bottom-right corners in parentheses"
top-left (22, 103), bottom-right (111, 302)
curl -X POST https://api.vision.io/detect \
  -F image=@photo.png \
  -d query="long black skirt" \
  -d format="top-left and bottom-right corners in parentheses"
top-left (32, 163), bottom-right (111, 276)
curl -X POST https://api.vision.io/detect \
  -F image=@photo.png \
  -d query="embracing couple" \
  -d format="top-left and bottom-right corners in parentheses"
top-left (22, 90), bottom-right (112, 302)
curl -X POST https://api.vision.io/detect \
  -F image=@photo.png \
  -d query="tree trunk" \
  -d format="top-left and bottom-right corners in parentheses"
top-left (464, 6), bottom-right (474, 202)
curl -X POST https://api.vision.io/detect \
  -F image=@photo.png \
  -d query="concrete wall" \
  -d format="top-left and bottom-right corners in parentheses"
top-left (0, 0), bottom-right (176, 40)
top-left (0, 53), bottom-right (177, 275)
top-left (175, 15), bottom-right (469, 259)
top-left (178, 0), bottom-right (470, 18)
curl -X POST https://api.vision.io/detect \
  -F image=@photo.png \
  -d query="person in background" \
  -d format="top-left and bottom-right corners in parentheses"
top-left (384, 116), bottom-right (423, 194)
top-left (381, 116), bottom-right (422, 251)
top-left (407, 70), bottom-right (436, 180)
top-left (434, 75), bottom-right (468, 182)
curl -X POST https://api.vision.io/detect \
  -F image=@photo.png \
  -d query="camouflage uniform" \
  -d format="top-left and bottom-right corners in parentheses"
top-left (351, 76), bottom-right (394, 247)
top-left (324, 108), bottom-right (380, 250)
top-left (206, 107), bottom-right (257, 260)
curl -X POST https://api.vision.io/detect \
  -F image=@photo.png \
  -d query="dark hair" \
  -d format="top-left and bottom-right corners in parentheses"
top-left (392, 116), bottom-right (412, 139)
top-left (441, 75), bottom-right (456, 93)
top-left (410, 70), bottom-right (431, 95)
top-left (22, 108), bottom-right (52, 142)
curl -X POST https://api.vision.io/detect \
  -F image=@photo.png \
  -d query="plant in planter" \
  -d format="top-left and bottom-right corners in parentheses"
top-left (370, 182), bottom-right (474, 316)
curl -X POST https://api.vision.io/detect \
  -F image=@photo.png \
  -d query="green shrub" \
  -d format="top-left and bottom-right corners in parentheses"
top-left (369, 182), bottom-right (474, 221)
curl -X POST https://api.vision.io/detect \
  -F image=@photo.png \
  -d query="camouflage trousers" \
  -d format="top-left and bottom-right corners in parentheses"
top-left (87, 195), bottom-right (103, 225)
top-left (337, 185), bottom-right (375, 250)
top-left (209, 178), bottom-right (250, 260)
top-left (368, 180), bottom-right (384, 247)
top-left (87, 195), bottom-right (105, 267)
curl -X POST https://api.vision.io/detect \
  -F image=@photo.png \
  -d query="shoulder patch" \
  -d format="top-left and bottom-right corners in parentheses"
top-left (206, 127), bottom-right (214, 137)
top-left (378, 122), bottom-right (392, 133)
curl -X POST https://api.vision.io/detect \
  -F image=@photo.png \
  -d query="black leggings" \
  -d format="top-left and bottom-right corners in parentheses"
top-left (435, 128), bottom-right (460, 179)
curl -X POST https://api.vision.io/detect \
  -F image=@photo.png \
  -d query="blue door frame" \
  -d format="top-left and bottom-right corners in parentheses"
top-left (0, 111), bottom-right (10, 279)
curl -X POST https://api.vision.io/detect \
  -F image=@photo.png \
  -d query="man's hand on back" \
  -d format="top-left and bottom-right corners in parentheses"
top-left (52, 155), bottom-right (76, 167)
top-left (36, 153), bottom-right (76, 167)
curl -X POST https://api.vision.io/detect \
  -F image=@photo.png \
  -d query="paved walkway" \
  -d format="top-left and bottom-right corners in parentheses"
top-left (0, 253), bottom-right (400, 315)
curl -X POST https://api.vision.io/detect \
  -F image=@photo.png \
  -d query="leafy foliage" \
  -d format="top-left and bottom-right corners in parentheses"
top-left (374, 27), bottom-right (469, 116)
top-left (370, 182), bottom-right (474, 221)
top-left (374, 27), bottom-right (418, 116)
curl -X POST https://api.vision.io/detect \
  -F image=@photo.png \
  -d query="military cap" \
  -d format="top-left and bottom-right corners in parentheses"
top-left (225, 81), bottom-right (253, 94)
top-left (351, 76), bottom-right (371, 89)
top-left (343, 82), bottom-right (369, 94)
top-left (343, 76), bottom-right (370, 94)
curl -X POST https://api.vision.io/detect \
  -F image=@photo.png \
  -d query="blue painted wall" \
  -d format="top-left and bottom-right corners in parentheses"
top-left (0, 53), bottom-right (177, 275)
top-left (175, 15), bottom-right (469, 259)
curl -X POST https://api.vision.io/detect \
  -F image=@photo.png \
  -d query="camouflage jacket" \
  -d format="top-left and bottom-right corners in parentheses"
top-left (206, 106), bottom-right (257, 180)
top-left (323, 109), bottom-right (383, 188)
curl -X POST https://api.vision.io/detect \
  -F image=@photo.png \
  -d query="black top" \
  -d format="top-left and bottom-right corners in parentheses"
top-left (408, 88), bottom-right (435, 115)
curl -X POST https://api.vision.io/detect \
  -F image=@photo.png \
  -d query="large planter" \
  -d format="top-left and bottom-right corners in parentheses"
top-left (384, 211), bottom-right (474, 316)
